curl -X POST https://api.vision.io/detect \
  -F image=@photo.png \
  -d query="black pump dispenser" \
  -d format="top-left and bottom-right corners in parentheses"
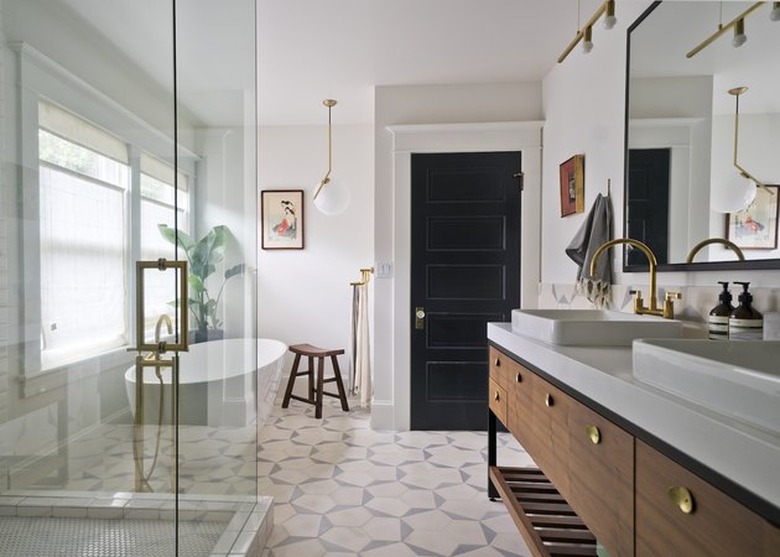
top-left (708, 282), bottom-right (734, 340)
top-left (729, 281), bottom-right (763, 340)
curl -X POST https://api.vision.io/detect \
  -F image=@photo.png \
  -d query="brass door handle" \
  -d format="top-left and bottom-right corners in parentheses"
top-left (545, 393), bottom-right (554, 407)
top-left (668, 486), bottom-right (695, 514)
top-left (135, 259), bottom-right (189, 353)
top-left (415, 307), bottom-right (426, 330)
top-left (585, 425), bottom-right (601, 445)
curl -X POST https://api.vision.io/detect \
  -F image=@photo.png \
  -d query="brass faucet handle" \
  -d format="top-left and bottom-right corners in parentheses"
top-left (629, 289), bottom-right (645, 313)
top-left (663, 291), bottom-right (682, 319)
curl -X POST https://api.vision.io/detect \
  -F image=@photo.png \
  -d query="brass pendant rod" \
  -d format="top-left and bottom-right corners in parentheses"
top-left (730, 87), bottom-right (771, 193)
top-left (557, 0), bottom-right (607, 63)
top-left (686, 2), bottom-right (765, 58)
top-left (314, 99), bottom-right (337, 201)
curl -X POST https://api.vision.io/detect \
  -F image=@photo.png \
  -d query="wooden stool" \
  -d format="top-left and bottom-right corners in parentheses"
top-left (281, 343), bottom-right (350, 419)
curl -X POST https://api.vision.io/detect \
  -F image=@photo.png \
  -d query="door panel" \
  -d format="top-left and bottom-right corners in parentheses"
top-left (411, 152), bottom-right (521, 430)
top-left (627, 148), bottom-right (670, 266)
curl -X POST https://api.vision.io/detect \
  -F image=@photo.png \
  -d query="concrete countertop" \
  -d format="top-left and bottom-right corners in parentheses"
top-left (487, 322), bottom-right (780, 518)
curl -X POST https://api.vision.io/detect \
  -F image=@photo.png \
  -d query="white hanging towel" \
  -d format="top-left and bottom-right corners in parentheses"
top-left (349, 282), bottom-right (372, 407)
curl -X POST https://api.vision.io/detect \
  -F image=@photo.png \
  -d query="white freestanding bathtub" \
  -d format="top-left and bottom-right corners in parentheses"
top-left (125, 338), bottom-right (287, 427)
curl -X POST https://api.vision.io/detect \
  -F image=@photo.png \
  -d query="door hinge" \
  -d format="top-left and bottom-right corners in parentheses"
top-left (513, 172), bottom-right (524, 193)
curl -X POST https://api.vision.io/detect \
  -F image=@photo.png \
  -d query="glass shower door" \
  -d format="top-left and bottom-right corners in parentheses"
top-left (0, 1), bottom-right (260, 555)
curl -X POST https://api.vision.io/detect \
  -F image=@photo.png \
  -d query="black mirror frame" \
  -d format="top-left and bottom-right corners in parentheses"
top-left (622, 1), bottom-right (780, 273)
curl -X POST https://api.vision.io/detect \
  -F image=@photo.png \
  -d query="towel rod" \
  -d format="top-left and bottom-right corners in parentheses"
top-left (350, 267), bottom-right (374, 286)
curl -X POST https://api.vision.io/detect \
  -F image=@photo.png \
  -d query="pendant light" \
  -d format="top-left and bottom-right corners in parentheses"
top-left (712, 87), bottom-right (761, 212)
top-left (313, 99), bottom-right (350, 215)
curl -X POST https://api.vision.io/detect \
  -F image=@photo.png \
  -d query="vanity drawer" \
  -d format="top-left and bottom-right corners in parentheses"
top-left (529, 374), bottom-right (570, 497)
top-left (489, 346), bottom-right (524, 390)
top-left (636, 440), bottom-right (780, 557)
top-left (489, 347), bottom-right (533, 444)
top-left (567, 393), bottom-right (634, 557)
top-left (488, 378), bottom-right (507, 425)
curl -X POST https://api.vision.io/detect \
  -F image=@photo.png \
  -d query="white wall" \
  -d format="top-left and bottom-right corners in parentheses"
top-left (373, 82), bottom-right (544, 430)
top-left (257, 124), bottom-right (374, 367)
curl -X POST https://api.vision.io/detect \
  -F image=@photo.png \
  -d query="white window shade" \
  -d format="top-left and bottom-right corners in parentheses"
top-left (39, 100), bottom-right (128, 165)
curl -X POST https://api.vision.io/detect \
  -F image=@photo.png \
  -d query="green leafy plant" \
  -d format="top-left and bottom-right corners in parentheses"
top-left (158, 224), bottom-right (244, 340)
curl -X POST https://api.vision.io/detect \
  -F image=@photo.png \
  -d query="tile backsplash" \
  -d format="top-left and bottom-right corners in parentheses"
top-left (538, 282), bottom-right (780, 339)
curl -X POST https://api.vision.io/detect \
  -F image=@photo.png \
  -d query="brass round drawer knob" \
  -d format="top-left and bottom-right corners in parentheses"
top-left (515, 372), bottom-right (522, 383)
top-left (585, 425), bottom-right (601, 445)
top-left (494, 391), bottom-right (501, 402)
top-left (668, 486), bottom-right (695, 514)
top-left (545, 393), bottom-right (553, 407)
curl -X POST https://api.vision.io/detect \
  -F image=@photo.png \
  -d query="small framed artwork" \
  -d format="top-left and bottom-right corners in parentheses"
top-left (261, 189), bottom-right (304, 250)
top-left (726, 185), bottom-right (779, 250)
top-left (560, 154), bottom-right (585, 217)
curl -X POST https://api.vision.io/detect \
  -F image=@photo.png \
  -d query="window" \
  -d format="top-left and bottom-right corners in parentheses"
top-left (38, 101), bottom-right (189, 370)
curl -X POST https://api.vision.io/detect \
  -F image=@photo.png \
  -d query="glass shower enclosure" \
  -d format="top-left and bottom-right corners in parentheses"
top-left (0, 1), bottom-right (266, 555)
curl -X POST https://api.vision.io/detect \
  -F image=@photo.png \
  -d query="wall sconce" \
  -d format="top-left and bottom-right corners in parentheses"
top-left (313, 98), bottom-right (350, 215)
top-left (687, 2), bottom-right (767, 58)
top-left (712, 86), bottom-right (770, 212)
top-left (558, 0), bottom-right (617, 63)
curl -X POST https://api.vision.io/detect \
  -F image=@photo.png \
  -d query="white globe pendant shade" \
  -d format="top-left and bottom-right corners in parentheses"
top-left (711, 170), bottom-right (756, 213)
top-left (313, 179), bottom-right (350, 215)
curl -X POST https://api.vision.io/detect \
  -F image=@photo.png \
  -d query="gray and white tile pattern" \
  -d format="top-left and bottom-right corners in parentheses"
top-left (259, 395), bottom-right (533, 557)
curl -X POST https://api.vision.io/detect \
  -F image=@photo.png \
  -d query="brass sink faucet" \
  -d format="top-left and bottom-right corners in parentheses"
top-left (589, 238), bottom-right (680, 319)
top-left (685, 237), bottom-right (745, 263)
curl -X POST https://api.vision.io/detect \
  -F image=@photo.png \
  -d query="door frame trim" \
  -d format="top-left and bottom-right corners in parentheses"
top-left (377, 121), bottom-right (543, 431)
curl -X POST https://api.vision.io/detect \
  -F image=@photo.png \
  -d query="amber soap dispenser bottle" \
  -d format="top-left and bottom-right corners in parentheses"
top-left (729, 281), bottom-right (763, 340)
top-left (709, 281), bottom-right (734, 340)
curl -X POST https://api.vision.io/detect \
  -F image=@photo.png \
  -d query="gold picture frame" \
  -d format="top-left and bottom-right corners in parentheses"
top-left (726, 185), bottom-right (779, 250)
top-left (560, 154), bottom-right (585, 217)
top-left (261, 189), bottom-right (304, 250)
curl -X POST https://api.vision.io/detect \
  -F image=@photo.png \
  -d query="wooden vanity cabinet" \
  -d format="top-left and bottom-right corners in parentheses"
top-left (489, 346), bottom-right (634, 557)
top-left (488, 345), bottom-right (779, 557)
top-left (565, 389), bottom-right (634, 557)
top-left (635, 440), bottom-right (780, 557)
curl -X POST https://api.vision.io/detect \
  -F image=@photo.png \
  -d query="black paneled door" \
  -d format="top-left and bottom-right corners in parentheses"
top-left (410, 152), bottom-right (521, 430)
top-left (627, 148), bottom-right (670, 266)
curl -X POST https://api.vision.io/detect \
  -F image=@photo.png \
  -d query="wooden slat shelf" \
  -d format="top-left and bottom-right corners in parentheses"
top-left (489, 465), bottom-right (597, 557)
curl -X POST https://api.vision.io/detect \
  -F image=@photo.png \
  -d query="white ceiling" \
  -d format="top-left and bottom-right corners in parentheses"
top-left (257, 0), bottom-right (588, 125)
top-left (57, 0), bottom-right (594, 126)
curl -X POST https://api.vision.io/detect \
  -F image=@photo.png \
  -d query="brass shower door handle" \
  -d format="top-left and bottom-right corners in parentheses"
top-left (134, 258), bottom-right (189, 354)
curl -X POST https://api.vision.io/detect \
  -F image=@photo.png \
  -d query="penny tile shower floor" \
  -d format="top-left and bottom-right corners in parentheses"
top-left (259, 396), bottom-right (533, 557)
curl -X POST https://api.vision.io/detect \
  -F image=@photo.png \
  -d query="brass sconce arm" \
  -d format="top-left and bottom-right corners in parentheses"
top-left (558, 0), bottom-right (614, 63)
top-left (687, 2), bottom-right (765, 58)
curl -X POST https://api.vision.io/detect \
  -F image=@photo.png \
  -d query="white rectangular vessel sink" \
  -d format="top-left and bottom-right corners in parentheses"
top-left (511, 309), bottom-right (683, 346)
top-left (633, 339), bottom-right (780, 431)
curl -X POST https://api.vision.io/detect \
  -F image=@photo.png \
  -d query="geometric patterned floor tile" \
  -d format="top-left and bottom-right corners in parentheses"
top-left (260, 393), bottom-right (532, 557)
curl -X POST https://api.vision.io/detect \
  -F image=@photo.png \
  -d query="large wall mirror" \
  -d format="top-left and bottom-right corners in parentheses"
top-left (625, 1), bottom-right (780, 272)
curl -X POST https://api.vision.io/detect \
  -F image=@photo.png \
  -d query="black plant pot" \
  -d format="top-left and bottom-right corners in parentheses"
top-left (191, 328), bottom-right (224, 344)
